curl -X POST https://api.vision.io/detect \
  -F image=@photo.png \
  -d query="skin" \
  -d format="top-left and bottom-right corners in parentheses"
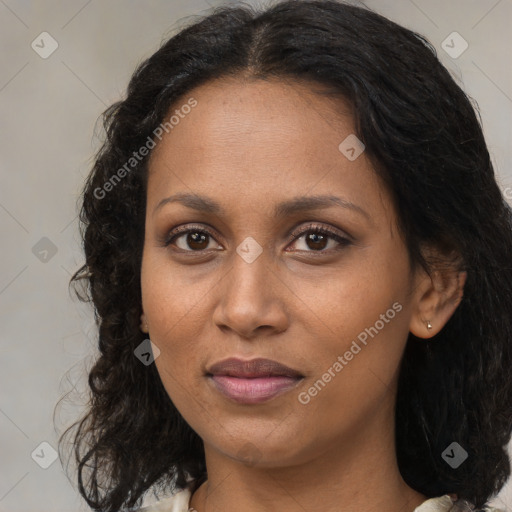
top-left (140, 76), bottom-right (466, 512)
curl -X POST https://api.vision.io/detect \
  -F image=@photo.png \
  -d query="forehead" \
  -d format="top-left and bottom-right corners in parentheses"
top-left (150, 76), bottom-right (354, 162)
top-left (146, 76), bottom-right (390, 222)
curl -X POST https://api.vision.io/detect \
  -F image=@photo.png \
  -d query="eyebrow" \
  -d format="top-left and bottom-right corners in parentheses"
top-left (152, 192), bottom-right (370, 221)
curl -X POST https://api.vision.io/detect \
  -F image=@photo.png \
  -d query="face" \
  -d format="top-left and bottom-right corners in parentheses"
top-left (140, 77), bottom-right (424, 468)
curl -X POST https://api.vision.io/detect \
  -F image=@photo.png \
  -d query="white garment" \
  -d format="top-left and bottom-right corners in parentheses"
top-left (136, 488), bottom-right (191, 511)
top-left (136, 489), bottom-right (505, 512)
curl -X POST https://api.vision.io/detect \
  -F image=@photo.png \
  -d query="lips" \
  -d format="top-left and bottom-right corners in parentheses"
top-left (207, 357), bottom-right (303, 378)
top-left (206, 357), bottom-right (304, 404)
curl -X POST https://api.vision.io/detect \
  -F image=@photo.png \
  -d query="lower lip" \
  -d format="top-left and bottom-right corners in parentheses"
top-left (208, 375), bottom-right (302, 404)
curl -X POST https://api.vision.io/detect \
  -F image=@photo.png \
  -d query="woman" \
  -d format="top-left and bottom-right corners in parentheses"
top-left (58, 1), bottom-right (512, 511)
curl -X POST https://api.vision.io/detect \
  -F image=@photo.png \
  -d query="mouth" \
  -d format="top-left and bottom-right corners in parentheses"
top-left (206, 357), bottom-right (304, 404)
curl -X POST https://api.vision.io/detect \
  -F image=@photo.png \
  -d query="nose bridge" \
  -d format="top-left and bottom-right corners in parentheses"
top-left (228, 235), bottom-right (272, 303)
top-left (213, 234), bottom-right (287, 336)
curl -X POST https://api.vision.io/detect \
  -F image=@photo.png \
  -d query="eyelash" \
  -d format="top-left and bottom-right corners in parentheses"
top-left (163, 222), bottom-right (352, 254)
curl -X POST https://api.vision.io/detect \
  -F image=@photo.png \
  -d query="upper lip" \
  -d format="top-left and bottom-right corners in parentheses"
top-left (207, 357), bottom-right (304, 378)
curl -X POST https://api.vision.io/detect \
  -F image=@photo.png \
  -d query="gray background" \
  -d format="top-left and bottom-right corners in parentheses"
top-left (0, 0), bottom-right (511, 511)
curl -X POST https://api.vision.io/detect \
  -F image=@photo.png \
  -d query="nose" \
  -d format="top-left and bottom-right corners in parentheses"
top-left (212, 246), bottom-right (289, 340)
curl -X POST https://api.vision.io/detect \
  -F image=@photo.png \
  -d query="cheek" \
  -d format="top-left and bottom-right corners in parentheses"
top-left (299, 290), bottom-right (409, 394)
top-left (296, 249), bottom-right (411, 404)
top-left (298, 250), bottom-right (409, 349)
top-left (141, 250), bottom-right (212, 335)
top-left (140, 255), bottom-right (206, 390)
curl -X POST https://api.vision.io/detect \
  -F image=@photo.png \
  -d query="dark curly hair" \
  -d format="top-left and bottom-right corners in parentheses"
top-left (56, 1), bottom-right (512, 511)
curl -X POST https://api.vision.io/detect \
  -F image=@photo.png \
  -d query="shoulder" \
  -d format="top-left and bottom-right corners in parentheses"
top-left (132, 488), bottom-right (192, 512)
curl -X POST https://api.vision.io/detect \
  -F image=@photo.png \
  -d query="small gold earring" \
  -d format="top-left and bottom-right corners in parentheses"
top-left (140, 315), bottom-right (149, 333)
top-left (426, 320), bottom-right (433, 330)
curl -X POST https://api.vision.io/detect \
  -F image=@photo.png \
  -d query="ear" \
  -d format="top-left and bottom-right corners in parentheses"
top-left (140, 312), bottom-right (149, 333)
top-left (409, 264), bottom-right (467, 339)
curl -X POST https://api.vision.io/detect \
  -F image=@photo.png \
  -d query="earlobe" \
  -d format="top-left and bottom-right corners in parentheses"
top-left (410, 269), bottom-right (467, 339)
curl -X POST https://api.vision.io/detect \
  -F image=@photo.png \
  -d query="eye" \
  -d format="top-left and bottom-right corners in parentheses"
top-left (163, 222), bottom-right (352, 253)
top-left (164, 225), bottom-right (221, 252)
top-left (286, 223), bottom-right (352, 253)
